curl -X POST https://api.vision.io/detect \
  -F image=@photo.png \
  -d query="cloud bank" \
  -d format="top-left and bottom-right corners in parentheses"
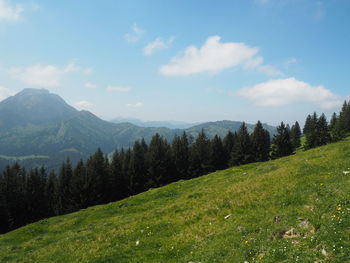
top-left (238, 77), bottom-right (343, 109)
top-left (160, 36), bottom-right (279, 76)
top-left (9, 62), bottom-right (90, 87)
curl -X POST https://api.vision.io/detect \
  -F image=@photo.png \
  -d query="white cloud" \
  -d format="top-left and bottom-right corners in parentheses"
top-left (0, 86), bottom-right (14, 101)
top-left (124, 23), bottom-right (145, 43)
top-left (126, 102), bottom-right (143, 108)
top-left (160, 36), bottom-right (279, 76)
top-left (74, 100), bottom-right (92, 110)
top-left (107, 85), bottom-right (131, 92)
top-left (144, 36), bottom-right (175, 56)
top-left (9, 65), bottom-right (62, 87)
top-left (9, 62), bottom-right (91, 87)
top-left (0, 0), bottom-right (23, 21)
top-left (237, 77), bottom-right (343, 109)
top-left (85, 83), bottom-right (97, 89)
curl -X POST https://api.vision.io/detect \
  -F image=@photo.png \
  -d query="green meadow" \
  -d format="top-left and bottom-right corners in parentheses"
top-left (1, 138), bottom-right (349, 262)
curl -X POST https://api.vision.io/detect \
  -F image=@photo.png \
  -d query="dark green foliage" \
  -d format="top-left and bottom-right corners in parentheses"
top-left (210, 135), bottom-right (227, 170)
top-left (189, 130), bottom-right (213, 177)
top-left (147, 134), bottom-right (174, 187)
top-left (110, 150), bottom-right (127, 200)
top-left (329, 112), bottom-right (346, 142)
top-left (304, 112), bottom-right (319, 149)
top-left (271, 122), bottom-right (293, 158)
top-left (26, 167), bottom-right (48, 222)
top-left (317, 113), bottom-right (330, 146)
top-left (223, 131), bottom-right (236, 166)
top-left (290, 121), bottom-right (301, 150)
top-left (171, 133), bottom-right (190, 179)
top-left (304, 112), bottom-right (330, 149)
top-left (230, 122), bottom-right (253, 165)
top-left (251, 121), bottom-right (271, 162)
top-left (129, 140), bottom-right (148, 194)
top-left (85, 149), bottom-right (109, 205)
top-left (58, 160), bottom-right (74, 213)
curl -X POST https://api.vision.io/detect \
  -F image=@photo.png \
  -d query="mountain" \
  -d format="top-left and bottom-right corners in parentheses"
top-left (1, 138), bottom-right (349, 262)
top-left (111, 117), bottom-right (200, 129)
top-left (0, 89), bottom-right (276, 171)
top-left (185, 120), bottom-right (277, 138)
top-left (0, 88), bottom-right (77, 131)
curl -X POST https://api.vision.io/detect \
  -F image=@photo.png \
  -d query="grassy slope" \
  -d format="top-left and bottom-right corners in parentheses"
top-left (1, 139), bottom-right (350, 263)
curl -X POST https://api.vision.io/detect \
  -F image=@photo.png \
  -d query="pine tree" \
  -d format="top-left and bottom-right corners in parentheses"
top-left (26, 167), bottom-right (48, 222)
top-left (110, 150), bottom-right (127, 200)
top-left (129, 140), bottom-right (148, 194)
top-left (317, 113), bottom-right (330, 146)
top-left (46, 171), bottom-right (59, 216)
top-left (86, 148), bottom-right (109, 206)
top-left (290, 121), bottom-right (302, 150)
top-left (251, 121), bottom-right (271, 162)
top-left (229, 122), bottom-right (252, 165)
top-left (341, 100), bottom-right (350, 132)
top-left (189, 130), bottom-right (213, 177)
top-left (0, 173), bottom-right (10, 233)
top-left (210, 135), bottom-right (226, 170)
top-left (223, 131), bottom-right (235, 167)
top-left (329, 112), bottom-right (346, 141)
top-left (58, 160), bottom-right (74, 213)
top-left (147, 134), bottom-right (173, 187)
top-left (304, 112), bottom-right (318, 149)
top-left (171, 132), bottom-right (190, 179)
top-left (271, 122), bottom-right (293, 158)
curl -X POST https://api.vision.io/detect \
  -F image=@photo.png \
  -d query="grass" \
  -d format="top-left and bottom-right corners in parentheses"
top-left (1, 139), bottom-right (350, 262)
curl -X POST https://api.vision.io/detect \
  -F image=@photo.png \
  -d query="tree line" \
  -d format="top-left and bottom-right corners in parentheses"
top-left (1, 101), bottom-right (350, 234)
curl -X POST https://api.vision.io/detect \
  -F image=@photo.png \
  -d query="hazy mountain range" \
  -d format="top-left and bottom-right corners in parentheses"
top-left (110, 117), bottom-right (199, 129)
top-left (0, 89), bottom-right (276, 171)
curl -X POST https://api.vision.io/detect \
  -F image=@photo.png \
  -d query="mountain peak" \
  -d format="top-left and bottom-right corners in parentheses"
top-left (0, 88), bottom-right (77, 129)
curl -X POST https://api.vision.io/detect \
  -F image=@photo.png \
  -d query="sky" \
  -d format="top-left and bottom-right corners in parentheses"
top-left (0, 0), bottom-right (350, 126)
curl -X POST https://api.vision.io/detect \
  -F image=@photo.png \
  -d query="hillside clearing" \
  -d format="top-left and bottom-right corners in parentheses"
top-left (0, 139), bottom-right (350, 262)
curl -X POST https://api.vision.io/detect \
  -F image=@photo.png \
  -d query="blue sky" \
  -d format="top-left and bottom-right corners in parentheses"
top-left (0, 0), bottom-right (349, 125)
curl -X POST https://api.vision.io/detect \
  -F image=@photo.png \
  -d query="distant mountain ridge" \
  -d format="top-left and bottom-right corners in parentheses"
top-left (111, 117), bottom-right (199, 129)
top-left (0, 89), bottom-right (276, 170)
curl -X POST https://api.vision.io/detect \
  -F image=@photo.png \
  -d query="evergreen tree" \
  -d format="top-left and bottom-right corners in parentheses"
top-left (189, 130), bottom-right (213, 177)
top-left (26, 167), bottom-right (48, 222)
top-left (317, 113), bottom-right (330, 146)
top-left (223, 131), bottom-right (236, 166)
top-left (271, 122), bottom-right (293, 158)
top-left (229, 122), bottom-right (252, 165)
top-left (304, 112), bottom-right (318, 149)
top-left (171, 132), bottom-right (190, 179)
top-left (303, 114), bottom-right (312, 135)
top-left (129, 140), bottom-right (148, 194)
top-left (58, 160), bottom-right (74, 213)
top-left (1, 164), bottom-right (27, 230)
top-left (147, 134), bottom-right (173, 187)
top-left (329, 112), bottom-right (346, 141)
top-left (46, 171), bottom-right (59, 216)
top-left (251, 121), bottom-right (271, 162)
top-left (341, 100), bottom-right (350, 131)
top-left (210, 135), bottom-right (226, 170)
top-left (290, 121), bottom-right (302, 150)
top-left (110, 150), bottom-right (127, 200)
top-left (86, 148), bottom-right (109, 206)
